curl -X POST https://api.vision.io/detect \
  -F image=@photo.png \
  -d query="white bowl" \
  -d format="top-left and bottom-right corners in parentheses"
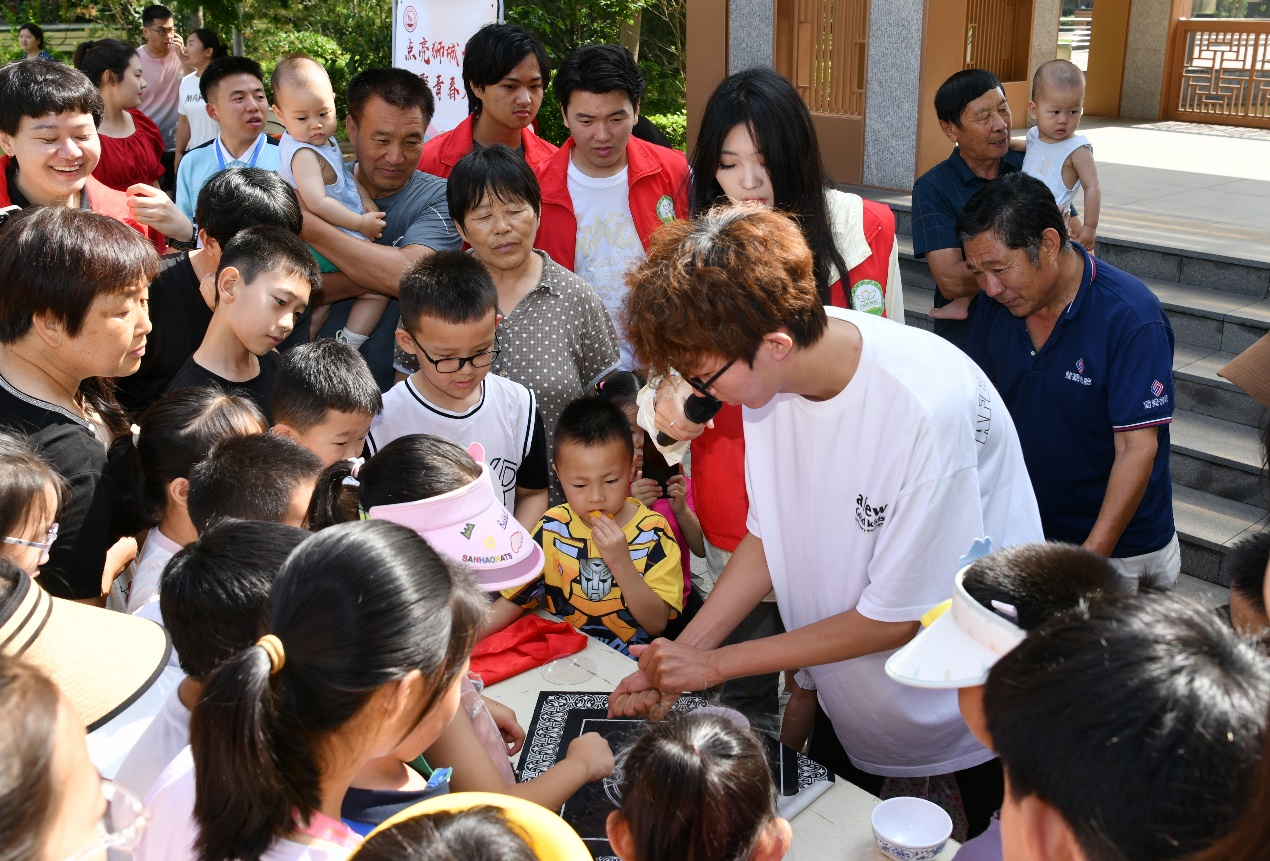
top-left (870, 796), bottom-right (953, 861)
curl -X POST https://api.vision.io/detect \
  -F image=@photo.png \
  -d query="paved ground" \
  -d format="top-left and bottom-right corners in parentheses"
top-left (1080, 116), bottom-right (1270, 264)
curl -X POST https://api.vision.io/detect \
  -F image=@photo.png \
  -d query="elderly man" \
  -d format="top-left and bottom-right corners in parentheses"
top-left (302, 68), bottom-right (461, 386)
top-left (610, 206), bottom-right (1043, 838)
top-left (962, 173), bottom-right (1178, 584)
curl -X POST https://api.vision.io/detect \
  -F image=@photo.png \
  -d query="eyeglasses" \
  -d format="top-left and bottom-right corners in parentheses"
top-left (2, 521), bottom-right (58, 554)
top-left (146, 25), bottom-right (176, 35)
top-left (408, 332), bottom-right (501, 374)
top-left (62, 779), bottom-right (150, 861)
top-left (685, 359), bottom-right (736, 398)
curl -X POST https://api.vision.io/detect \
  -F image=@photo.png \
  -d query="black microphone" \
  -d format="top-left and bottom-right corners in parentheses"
top-left (656, 394), bottom-right (724, 446)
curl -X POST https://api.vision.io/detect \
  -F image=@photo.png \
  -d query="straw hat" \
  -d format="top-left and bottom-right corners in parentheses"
top-left (354, 792), bottom-right (591, 861)
top-left (1218, 332), bottom-right (1270, 408)
top-left (0, 569), bottom-right (172, 730)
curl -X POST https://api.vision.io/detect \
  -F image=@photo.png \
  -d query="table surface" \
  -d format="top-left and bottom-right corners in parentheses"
top-left (484, 631), bottom-right (960, 861)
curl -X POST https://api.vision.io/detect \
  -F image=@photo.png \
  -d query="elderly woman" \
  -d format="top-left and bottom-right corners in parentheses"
top-left (0, 58), bottom-right (194, 250)
top-left (396, 144), bottom-right (618, 453)
top-left (0, 207), bottom-right (157, 602)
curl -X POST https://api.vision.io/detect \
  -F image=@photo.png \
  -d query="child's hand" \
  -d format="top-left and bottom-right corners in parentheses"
top-left (928, 296), bottom-right (971, 321)
top-left (666, 475), bottom-right (688, 513)
top-left (630, 470), bottom-right (661, 506)
top-left (565, 732), bottom-right (615, 782)
top-left (360, 211), bottom-right (387, 241)
top-left (1075, 224), bottom-right (1097, 253)
top-left (482, 696), bottom-right (525, 755)
top-left (590, 513), bottom-right (629, 567)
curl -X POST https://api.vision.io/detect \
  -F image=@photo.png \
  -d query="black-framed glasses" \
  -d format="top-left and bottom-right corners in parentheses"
top-left (408, 332), bottom-right (501, 374)
top-left (2, 521), bottom-right (58, 554)
top-left (685, 358), bottom-right (736, 398)
top-left (146, 25), bottom-right (176, 34)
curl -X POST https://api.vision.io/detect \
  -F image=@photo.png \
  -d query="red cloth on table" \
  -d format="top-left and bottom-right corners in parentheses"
top-left (469, 614), bottom-right (588, 686)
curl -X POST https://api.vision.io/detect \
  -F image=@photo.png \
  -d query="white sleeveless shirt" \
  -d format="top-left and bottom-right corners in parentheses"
top-left (1021, 126), bottom-right (1093, 212)
top-left (278, 133), bottom-right (366, 240)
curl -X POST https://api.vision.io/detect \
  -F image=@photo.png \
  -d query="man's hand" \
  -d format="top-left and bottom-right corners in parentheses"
top-left (126, 184), bottom-right (194, 240)
top-left (638, 637), bottom-right (722, 693)
top-left (654, 375), bottom-right (710, 442)
top-left (608, 663), bottom-right (679, 720)
top-left (630, 471), bottom-right (661, 507)
top-left (482, 696), bottom-right (525, 755)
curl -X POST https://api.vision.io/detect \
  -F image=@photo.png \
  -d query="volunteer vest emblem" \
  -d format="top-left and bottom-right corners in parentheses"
top-left (655, 195), bottom-right (675, 223)
top-left (851, 280), bottom-right (884, 315)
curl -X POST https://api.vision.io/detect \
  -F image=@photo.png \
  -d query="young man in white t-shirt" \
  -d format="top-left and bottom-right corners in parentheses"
top-left (609, 207), bottom-right (1043, 836)
top-left (371, 251), bottom-right (550, 530)
top-left (532, 45), bottom-right (689, 369)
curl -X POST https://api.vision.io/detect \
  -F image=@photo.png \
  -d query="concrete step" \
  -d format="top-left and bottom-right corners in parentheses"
top-left (1171, 409), bottom-right (1264, 507)
top-left (1174, 346), bottom-right (1266, 428)
top-left (1174, 484), bottom-right (1267, 585)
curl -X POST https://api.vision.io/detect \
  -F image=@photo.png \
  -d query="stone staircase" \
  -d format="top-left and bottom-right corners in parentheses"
top-left (847, 185), bottom-right (1270, 589)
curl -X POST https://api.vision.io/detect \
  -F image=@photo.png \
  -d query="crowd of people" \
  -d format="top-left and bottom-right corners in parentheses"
top-left (0, 7), bottom-right (1267, 861)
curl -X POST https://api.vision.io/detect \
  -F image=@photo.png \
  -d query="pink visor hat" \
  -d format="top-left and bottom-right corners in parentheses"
top-left (367, 447), bottom-right (543, 592)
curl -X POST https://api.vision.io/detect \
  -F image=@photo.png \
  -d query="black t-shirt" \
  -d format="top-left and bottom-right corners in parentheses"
top-left (165, 351), bottom-right (279, 420)
top-left (0, 375), bottom-right (113, 600)
top-left (115, 252), bottom-right (214, 419)
top-left (520, 407), bottom-right (550, 490)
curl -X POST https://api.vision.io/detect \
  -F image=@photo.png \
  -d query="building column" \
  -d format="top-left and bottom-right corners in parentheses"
top-left (862, 0), bottom-right (923, 190)
top-left (729, 0), bottom-right (774, 73)
top-left (1120, 0), bottom-right (1181, 119)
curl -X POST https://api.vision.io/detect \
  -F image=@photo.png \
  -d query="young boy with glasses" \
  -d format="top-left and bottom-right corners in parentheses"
top-left (370, 251), bottom-right (549, 529)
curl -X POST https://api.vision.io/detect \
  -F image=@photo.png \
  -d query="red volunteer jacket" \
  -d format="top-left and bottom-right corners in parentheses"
top-left (418, 114), bottom-right (558, 179)
top-left (693, 198), bottom-right (899, 552)
top-left (531, 136), bottom-right (689, 269)
top-left (0, 155), bottom-right (166, 253)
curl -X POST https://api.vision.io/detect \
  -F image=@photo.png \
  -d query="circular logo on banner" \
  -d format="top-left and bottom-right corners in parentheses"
top-left (655, 195), bottom-right (675, 223)
top-left (404, 5), bottom-right (417, 32)
top-left (851, 280), bottom-right (885, 315)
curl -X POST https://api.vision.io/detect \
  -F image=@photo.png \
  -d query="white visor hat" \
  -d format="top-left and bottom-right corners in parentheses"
top-left (885, 566), bottom-right (1026, 689)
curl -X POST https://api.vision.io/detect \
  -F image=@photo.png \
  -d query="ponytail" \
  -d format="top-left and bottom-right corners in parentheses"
top-left (106, 389), bottom-right (266, 538)
top-left (618, 712), bottom-right (778, 861)
top-left (191, 520), bottom-right (488, 861)
top-left (73, 38), bottom-right (135, 88)
top-left (307, 434), bottom-right (482, 530)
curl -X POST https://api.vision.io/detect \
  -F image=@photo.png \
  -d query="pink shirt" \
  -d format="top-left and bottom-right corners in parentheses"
top-left (135, 45), bottom-right (185, 146)
top-left (649, 477), bottom-right (696, 597)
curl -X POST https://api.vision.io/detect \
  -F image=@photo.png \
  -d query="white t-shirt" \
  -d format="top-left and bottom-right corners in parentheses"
top-left (367, 374), bottom-right (537, 509)
top-left (114, 687), bottom-right (191, 800)
top-left (128, 527), bottom-right (183, 612)
top-left (86, 664), bottom-right (186, 779)
top-left (567, 160), bottom-right (644, 368)
top-left (137, 748), bottom-right (356, 861)
top-left (743, 308), bottom-right (1043, 777)
top-left (178, 72), bottom-right (219, 151)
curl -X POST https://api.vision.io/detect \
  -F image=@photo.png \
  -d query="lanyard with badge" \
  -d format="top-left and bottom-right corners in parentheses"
top-left (214, 134), bottom-right (266, 171)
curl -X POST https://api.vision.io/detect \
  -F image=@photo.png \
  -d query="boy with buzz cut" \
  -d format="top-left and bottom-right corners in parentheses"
top-left (271, 339), bottom-right (383, 466)
top-left (369, 251), bottom-right (550, 529)
top-left (165, 225), bottom-right (320, 419)
top-left (113, 519), bottom-right (311, 800)
top-left (187, 433), bottom-right (324, 533)
top-left (488, 396), bottom-right (683, 656)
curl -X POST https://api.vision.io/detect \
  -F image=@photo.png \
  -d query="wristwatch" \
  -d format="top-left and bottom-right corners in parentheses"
top-left (168, 219), bottom-right (198, 250)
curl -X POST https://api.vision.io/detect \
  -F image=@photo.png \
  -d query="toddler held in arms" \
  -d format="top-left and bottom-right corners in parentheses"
top-left (931, 58), bottom-right (1099, 323)
top-left (271, 56), bottom-right (389, 348)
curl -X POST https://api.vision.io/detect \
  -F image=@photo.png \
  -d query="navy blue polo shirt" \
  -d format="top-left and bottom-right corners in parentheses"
top-left (967, 244), bottom-right (1175, 557)
top-left (912, 148), bottom-right (1025, 350)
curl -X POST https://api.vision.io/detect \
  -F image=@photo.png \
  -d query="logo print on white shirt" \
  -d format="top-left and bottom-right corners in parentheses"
top-left (855, 495), bottom-right (889, 533)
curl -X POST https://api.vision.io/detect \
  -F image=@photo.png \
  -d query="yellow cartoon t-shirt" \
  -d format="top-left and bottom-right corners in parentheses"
top-left (502, 501), bottom-right (683, 655)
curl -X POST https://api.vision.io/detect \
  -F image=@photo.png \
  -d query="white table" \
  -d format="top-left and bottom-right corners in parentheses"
top-left (485, 632), bottom-right (959, 860)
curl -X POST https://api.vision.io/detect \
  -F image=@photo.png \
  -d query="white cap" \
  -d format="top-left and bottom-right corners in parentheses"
top-left (885, 566), bottom-right (1026, 689)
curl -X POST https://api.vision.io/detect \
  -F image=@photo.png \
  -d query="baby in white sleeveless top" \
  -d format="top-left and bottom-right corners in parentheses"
top-left (272, 56), bottom-right (389, 349)
top-left (930, 59), bottom-right (1100, 323)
